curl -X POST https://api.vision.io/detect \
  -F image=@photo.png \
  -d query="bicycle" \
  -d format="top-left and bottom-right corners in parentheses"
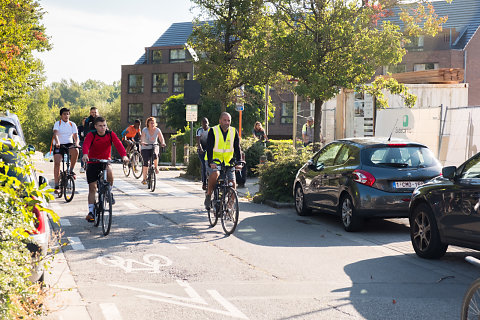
top-left (56, 145), bottom-right (79, 202)
top-left (89, 159), bottom-right (114, 236)
top-left (461, 256), bottom-right (480, 319)
top-left (123, 141), bottom-right (143, 179)
top-left (207, 159), bottom-right (245, 235)
top-left (143, 143), bottom-right (159, 192)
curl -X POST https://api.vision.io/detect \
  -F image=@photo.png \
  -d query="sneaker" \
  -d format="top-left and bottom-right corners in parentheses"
top-left (204, 194), bottom-right (211, 210)
top-left (86, 212), bottom-right (94, 222)
top-left (80, 167), bottom-right (85, 173)
top-left (54, 186), bottom-right (61, 194)
top-left (202, 183), bottom-right (207, 190)
top-left (142, 180), bottom-right (147, 185)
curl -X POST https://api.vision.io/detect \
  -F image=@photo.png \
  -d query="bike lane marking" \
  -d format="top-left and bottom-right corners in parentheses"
top-left (165, 236), bottom-right (189, 250)
top-left (97, 254), bottom-right (172, 273)
top-left (111, 280), bottom-right (249, 319)
top-left (67, 237), bottom-right (85, 250)
top-left (100, 303), bottom-right (123, 320)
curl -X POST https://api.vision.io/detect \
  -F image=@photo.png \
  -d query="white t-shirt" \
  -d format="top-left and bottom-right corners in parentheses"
top-left (53, 120), bottom-right (78, 144)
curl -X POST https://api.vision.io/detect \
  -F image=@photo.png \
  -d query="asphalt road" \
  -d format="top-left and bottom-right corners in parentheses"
top-left (36, 160), bottom-right (480, 320)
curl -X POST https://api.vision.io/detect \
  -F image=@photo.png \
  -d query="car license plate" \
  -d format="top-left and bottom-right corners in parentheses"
top-left (394, 181), bottom-right (424, 189)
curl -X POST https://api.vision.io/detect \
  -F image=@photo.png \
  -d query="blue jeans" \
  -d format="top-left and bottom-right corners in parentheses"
top-left (198, 151), bottom-right (207, 185)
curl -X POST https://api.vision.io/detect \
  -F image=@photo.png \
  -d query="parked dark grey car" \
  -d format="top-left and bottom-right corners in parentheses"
top-left (409, 152), bottom-right (480, 259)
top-left (293, 137), bottom-right (442, 231)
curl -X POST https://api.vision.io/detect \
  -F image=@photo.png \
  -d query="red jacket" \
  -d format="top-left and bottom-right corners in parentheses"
top-left (83, 131), bottom-right (127, 162)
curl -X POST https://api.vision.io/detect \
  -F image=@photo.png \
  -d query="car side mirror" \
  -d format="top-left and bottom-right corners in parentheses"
top-left (442, 166), bottom-right (457, 180)
top-left (307, 159), bottom-right (315, 169)
top-left (38, 175), bottom-right (48, 186)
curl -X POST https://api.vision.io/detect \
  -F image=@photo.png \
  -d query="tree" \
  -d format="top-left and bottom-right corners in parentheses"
top-left (0, 0), bottom-right (51, 112)
top-left (189, 0), bottom-right (279, 111)
top-left (268, 0), bottom-right (451, 147)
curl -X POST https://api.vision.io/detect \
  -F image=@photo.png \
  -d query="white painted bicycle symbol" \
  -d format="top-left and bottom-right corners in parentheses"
top-left (97, 254), bottom-right (172, 273)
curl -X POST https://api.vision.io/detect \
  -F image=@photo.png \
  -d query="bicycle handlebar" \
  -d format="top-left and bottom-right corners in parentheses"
top-left (212, 159), bottom-right (245, 167)
top-left (87, 159), bottom-right (113, 163)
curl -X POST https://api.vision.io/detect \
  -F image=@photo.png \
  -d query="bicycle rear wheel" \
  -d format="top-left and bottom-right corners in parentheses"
top-left (63, 175), bottom-right (75, 202)
top-left (461, 278), bottom-right (480, 319)
top-left (122, 160), bottom-right (131, 177)
top-left (101, 188), bottom-right (113, 236)
top-left (131, 152), bottom-right (143, 179)
top-left (221, 187), bottom-right (239, 235)
top-left (149, 169), bottom-right (156, 192)
top-left (208, 188), bottom-right (219, 227)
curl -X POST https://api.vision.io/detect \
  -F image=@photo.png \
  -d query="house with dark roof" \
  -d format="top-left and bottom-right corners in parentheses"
top-left (379, 0), bottom-right (480, 105)
top-left (120, 21), bottom-right (311, 140)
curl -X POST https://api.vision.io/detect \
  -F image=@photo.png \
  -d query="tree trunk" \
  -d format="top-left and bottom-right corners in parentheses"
top-left (313, 99), bottom-right (323, 151)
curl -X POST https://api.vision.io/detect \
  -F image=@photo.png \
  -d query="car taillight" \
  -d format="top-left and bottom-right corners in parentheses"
top-left (29, 205), bottom-right (45, 235)
top-left (353, 169), bottom-right (376, 187)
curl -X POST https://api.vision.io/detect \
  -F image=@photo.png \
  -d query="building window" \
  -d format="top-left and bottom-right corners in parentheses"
top-left (170, 49), bottom-right (186, 63)
top-left (152, 104), bottom-right (164, 124)
top-left (280, 102), bottom-right (293, 124)
top-left (405, 35), bottom-right (424, 51)
top-left (152, 50), bottom-right (162, 64)
top-left (128, 74), bottom-right (144, 94)
top-left (383, 64), bottom-right (406, 74)
top-left (414, 63), bottom-right (439, 71)
top-left (173, 72), bottom-right (190, 93)
top-left (152, 73), bottom-right (168, 93)
top-left (128, 103), bottom-right (143, 123)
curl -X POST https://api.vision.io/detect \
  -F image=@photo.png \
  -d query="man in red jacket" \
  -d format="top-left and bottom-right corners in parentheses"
top-left (82, 117), bottom-right (128, 222)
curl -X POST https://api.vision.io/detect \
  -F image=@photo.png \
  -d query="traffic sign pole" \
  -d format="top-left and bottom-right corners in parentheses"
top-left (239, 110), bottom-right (242, 138)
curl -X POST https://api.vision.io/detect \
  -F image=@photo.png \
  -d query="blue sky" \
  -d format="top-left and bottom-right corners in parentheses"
top-left (36, 0), bottom-right (198, 84)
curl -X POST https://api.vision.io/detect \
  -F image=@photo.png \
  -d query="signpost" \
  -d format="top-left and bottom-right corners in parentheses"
top-left (186, 105), bottom-right (198, 148)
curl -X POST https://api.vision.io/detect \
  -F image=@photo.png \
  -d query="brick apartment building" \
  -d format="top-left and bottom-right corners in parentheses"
top-left (120, 22), bottom-right (311, 140)
top-left (121, 0), bottom-right (480, 140)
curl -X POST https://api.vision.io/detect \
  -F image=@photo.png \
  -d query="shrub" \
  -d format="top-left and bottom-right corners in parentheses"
top-left (255, 145), bottom-right (313, 203)
top-left (185, 146), bottom-right (202, 179)
top-left (0, 140), bottom-right (58, 319)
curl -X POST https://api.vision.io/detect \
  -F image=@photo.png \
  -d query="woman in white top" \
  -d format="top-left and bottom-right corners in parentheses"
top-left (141, 117), bottom-right (166, 184)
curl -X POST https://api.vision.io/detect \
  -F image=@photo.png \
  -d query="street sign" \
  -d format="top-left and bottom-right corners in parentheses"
top-left (186, 104), bottom-right (198, 122)
top-left (235, 104), bottom-right (244, 111)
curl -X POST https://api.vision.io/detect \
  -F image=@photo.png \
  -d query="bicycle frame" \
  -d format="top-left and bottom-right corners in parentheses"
top-left (461, 256), bottom-right (480, 319)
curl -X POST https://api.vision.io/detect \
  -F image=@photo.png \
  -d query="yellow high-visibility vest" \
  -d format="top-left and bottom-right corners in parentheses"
top-left (205, 125), bottom-right (236, 164)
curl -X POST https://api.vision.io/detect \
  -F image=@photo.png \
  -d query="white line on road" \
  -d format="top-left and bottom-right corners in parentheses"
top-left (100, 303), bottom-right (123, 320)
top-left (59, 218), bottom-right (71, 226)
top-left (114, 178), bottom-right (153, 197)
top-left (165, 236), bottom-right (189, 250)
top-left (124, 202), bottom-right (139, 210)
top-left (67, 237), bottom-right (85, 250)
top-left (146, 222), bottom-right (159, 227)
top-left (155, 180), bottom-right (196, 198)
top-left (237, 227), bottom-right (256, 233)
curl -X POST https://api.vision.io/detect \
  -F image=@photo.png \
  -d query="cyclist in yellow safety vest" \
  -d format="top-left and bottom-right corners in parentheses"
top-left (204, 112), bottom-right (243, 210)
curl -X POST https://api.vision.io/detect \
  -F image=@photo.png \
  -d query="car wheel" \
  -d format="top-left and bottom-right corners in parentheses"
top-left (339, 194), bottom-right (363, 232)
top-left (410, 203), bottom-right (448, 259)
top-left (295, 184), bottom-right (311, 216)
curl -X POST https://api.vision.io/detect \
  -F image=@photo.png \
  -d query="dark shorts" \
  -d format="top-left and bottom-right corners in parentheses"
top-left (53, 143), bottom-right (74, 155)
top-left (86, 162), bottom-right (108, 184)
top-left (141, 149), bottom-right (158, 167)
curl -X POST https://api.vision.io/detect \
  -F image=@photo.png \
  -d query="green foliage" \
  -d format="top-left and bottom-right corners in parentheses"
top-left (365, 76), bottom-right (417, 109)
top-left (21, 80), bottom-right (121, 153)
top-left (0, 0), bottom-right (51, 112)
top-left (189, 0), bottom-right (279, 110)
top-left (0, 140), bottom-right (58, 319)
top-left (185, 146), bottom-right (201, 179)
top-left (163, 94), bottom-right (188, 130)
top-left (255, 143), bottom-right (313, 203)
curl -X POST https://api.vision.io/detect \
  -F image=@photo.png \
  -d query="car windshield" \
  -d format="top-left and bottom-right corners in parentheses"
top-left (362, 146), bottom-right (440, 168)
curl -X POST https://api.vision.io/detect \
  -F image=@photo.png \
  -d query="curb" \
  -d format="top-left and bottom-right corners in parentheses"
top-left (264, 199), bottom-right (295, 208)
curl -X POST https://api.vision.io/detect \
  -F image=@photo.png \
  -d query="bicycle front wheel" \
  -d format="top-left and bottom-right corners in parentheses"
top-left (461, 278), bottom-right (480, 319)
top-left (94, 197), bottom-right (102, 227)
top-left (101, 188), bottom-right (113, 236)
top-left (63, 175), bottom-right (75, 202)
top-left (123, 160), bottom-right (131, 177)
top-left (208, 188), bottom-right (219, 227)
top-left (131, 152), bottom-right (143, 179)
top-left (221, 187), bottom-right (239, 235)
top-left (149, 169), bottom-right (156, 192)
top-left (56, 172), bottom-right (64, 198)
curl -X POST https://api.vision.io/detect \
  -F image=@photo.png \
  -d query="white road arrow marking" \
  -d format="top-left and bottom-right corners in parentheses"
top-left (111, 280), bottom-right (248, 319)
top-left (99, 303), bottom-right (122, 320)
top-left (67, 237), bottom-right (85, 250)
